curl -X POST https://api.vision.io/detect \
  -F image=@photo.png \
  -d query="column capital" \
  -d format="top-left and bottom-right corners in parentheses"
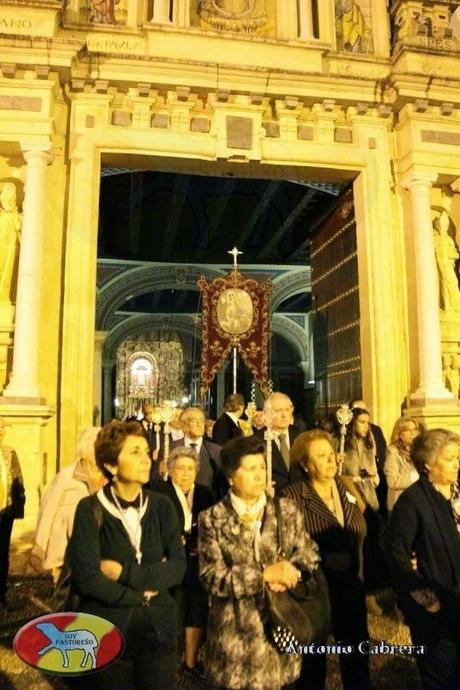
top-left (400, 169), bottom-right (438, 191)
top-left (21, 147), bottom-right (53, 167)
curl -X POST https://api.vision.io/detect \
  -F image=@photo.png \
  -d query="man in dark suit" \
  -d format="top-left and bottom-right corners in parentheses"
top-left (139, 402), bottom-right (156, 451)
top-left (212, 393), bottom-right (244, 446)
top-left (172, 407), bottom-right (227, 498)
top-left (256, 392), bottom-right (301, 493)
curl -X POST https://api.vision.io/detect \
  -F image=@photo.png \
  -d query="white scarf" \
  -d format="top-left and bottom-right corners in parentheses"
top-left (172, 481), bottom-right (194, 532)
top-left (229, 490), bottom-right (267, 562)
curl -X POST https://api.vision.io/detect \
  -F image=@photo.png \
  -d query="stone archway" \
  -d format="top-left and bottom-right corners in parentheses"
top-left (97, 264), bottom-right (225, 329)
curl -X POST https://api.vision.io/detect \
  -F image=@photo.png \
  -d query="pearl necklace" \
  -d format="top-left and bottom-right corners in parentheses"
top-left (110, 486), bottom-right (144, 564)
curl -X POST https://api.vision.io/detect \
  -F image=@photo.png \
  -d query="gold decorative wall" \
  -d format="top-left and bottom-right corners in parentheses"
top-left (115, 331), bottom-right (186, 417)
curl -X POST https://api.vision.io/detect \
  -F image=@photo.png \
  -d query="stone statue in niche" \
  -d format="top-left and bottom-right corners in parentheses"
top-left (433, 207), bottom-right (460, 313)
top-left (335, 0), bottom-right (371, 52)
top-left (199, 0), bottom-right (267, 33)
top-left (89, 0), bottom-right (120, 24)
top-left (0, 182), bottom-right (21, 303)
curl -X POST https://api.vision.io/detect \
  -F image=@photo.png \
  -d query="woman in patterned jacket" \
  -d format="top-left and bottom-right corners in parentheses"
top-left (0, 415), bottom-right (25, 609)
top-left (198, 435), bottom-right (319, 690)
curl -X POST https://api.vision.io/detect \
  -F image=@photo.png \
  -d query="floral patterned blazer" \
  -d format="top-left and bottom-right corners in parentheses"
top-left (198, 494), bottom-right (319, 690)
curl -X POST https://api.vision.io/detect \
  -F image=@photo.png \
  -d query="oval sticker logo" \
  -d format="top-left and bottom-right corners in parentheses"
top-left (14, 612), bottom-right (124, 675)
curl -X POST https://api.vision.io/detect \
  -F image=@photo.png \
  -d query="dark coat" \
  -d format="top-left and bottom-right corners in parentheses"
top-left (69, 488), bottom-right (186, 645)
top-left (171, 437), bottom-right (228, 498)
top-left (388, 476), bottom-right (460, 642)
top-left (255, 425), bottom-right (302, 493)
top-left (212, 413), bottom-right (243, 446)
top-left (198, 494), bottom-right (319, 690)
top-left (150, 478), bottom-right (215, 586)
top-left (282, 476), bottom-right (367, 602)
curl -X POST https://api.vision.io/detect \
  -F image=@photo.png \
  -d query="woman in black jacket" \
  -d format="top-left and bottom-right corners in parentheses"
top-left (388, 428), bottom-right (460, 690)
top-left (283, 429), bottom-right (369, 690)
top-left (150, 445), bottom-right (215, 679)
top-left (69, 421), bottom-right (186, 690)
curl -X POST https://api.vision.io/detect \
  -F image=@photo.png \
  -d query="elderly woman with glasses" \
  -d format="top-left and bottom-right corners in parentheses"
top-left (150, 446), bottom-right (215, 679)
top-left (384, 416), bottom-right (421, 513)
top-left (388, 428), bottom-right (460, 690)
top-left (198, 435), bottom-right (319, 690)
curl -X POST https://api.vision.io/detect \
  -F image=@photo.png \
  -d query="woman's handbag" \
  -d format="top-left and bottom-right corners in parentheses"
top-left (265, 499), bottom-right (331, 652)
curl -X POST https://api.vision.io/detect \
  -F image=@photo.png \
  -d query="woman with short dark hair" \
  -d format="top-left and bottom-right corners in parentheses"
top-left (69, 420), bottom-right (186, 690)
top-left (388, 428), bottom-right (460, 690)
top-left (199, 435), bottom-right (319, 690)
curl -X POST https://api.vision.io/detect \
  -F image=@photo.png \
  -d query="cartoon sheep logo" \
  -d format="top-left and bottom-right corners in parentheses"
top-left (36, 622), bottom-right (99, 669)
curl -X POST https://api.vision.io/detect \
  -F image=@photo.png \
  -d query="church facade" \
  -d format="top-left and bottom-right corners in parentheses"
top-left (0, 0), bottom-right (459, 541)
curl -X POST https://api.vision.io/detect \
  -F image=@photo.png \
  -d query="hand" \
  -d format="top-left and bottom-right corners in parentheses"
top-left (100, 559), bottom-right (123, 581)
top-left (263, 561), bottom-right (300, 589)
top-left (143, 589), bottom-right (159, 604)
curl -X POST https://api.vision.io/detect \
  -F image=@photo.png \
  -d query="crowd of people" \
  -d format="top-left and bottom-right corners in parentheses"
top-left (1, 393), bottom-right (460, 690)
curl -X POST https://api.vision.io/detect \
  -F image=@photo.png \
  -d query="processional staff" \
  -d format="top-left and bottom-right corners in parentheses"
top-left (227, 246), bottom-right (243, 395)
top-left (160, 400), bottom-right (174, 481)
top-left (336, 403), bottom-right (353, 475)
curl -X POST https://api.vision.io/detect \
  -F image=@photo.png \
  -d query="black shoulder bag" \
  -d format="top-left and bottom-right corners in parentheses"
top-left (53, 495), bottom-right (103, 612)
top-left (265, 498), bottom-right (331, 652)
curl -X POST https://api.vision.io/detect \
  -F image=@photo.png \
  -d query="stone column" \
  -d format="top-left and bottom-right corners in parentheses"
top-left (298, 0), bottom-right (314, 39)
top-left (316, 0), bottom-right (335, 45)
top-left (103, 360), bottom-right (115, 424)
top-left (3, 147), bottom-right (52, 400)
top-left (94, 331), bottom-right (108, 425)
top-left (151, 0), bottom-right (172, 23)
top-left (403, 170), bottom-right (453, 403)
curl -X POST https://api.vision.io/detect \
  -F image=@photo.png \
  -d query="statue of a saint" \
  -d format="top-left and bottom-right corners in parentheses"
top-left (335, 0), bottom-right (370, 52)
top-left (433, 209), bottom-right (460, 313)
top-left (89, 0), bottom-right (119, 24)
top-left (0, 183), bottom-right (21, 303)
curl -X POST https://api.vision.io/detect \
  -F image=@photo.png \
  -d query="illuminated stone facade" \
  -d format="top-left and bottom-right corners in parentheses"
top-left (0, 0), bottom-right (459, 549)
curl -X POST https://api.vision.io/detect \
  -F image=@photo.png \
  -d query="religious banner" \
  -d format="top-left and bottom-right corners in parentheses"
top-left (198, 250), bottom-right (272, 398)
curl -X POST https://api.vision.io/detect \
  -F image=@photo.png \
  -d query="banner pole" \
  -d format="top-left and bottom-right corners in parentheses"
top-left (233, 347), bottom-right (237, 394)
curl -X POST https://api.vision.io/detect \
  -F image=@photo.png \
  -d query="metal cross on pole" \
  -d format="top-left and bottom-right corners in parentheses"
top-left (227, 247), bottom-right (243, 394)
top-left (228, 246), bottom-right (243, 269)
